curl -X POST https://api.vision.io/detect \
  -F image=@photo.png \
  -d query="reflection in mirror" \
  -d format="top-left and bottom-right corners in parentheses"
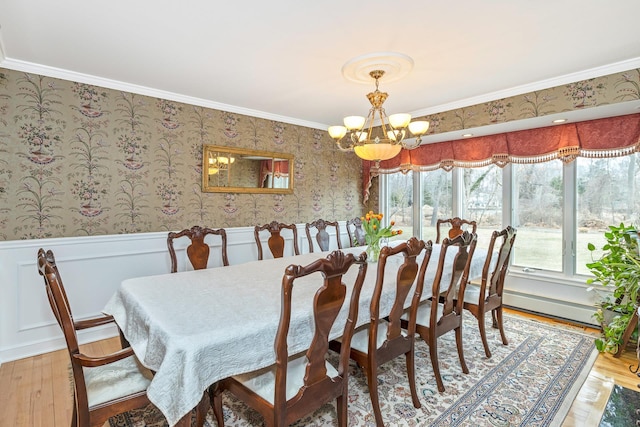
top-left (202, 145), bottom-right (294, 194)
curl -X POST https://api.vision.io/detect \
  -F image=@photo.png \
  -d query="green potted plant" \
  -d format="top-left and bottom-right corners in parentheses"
top-left (586, 223), bottom-right (640, 353)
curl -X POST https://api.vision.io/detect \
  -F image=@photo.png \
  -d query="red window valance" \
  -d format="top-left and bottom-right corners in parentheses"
top-left (362, 113), bottom-right (640, 202)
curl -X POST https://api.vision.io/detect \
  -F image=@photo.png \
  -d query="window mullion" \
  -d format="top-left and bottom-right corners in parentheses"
top-left (413, 170), bottom-right (421, 239)
top-left (563, 161), bottom-right (577, 276)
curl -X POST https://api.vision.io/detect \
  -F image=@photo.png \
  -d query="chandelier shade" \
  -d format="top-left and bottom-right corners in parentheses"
top-left (354, 142), bottom-right (402, 161)
top-left (328, 69), bottom-right (430, 161)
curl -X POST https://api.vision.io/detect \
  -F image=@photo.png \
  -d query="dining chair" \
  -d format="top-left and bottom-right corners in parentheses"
top-left (305, 218), bottom-right (342, 252)
top-left (404, 231), bottom-right (478, 392)
top-left (330, 237), bottom-right (432, 427)
top-left (435, 217), bottom-right (477, 243)
top-left (209, 250), bottom-right (368, 427)
top-left (459, 226), bottom-right (517, 358)
top-left (254, 221), bottom-right (300, 260)
top-left (36, 248), bottom-right (158, 427)
top-left (346, 216), bottom-right (366, 247)
top-left (167, 225), bottom-right (229, 272)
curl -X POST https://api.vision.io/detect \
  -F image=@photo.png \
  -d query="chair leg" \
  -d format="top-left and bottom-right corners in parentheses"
top-left (405, 349), bottom-right (421, 409)
top-left (455, 326), bottom-right (469, 374)
top-left (365, 363), bottom-right (385, 427)
top-left (478, 312), bottom-right (492, 358)
top-left (71, 403), bottom-right (77, 427)
top-left (210, 383), bottom-right (225, 427)
top-left (495, 307), bottom-right (508, 346)
top-left (336, 394), bottom-right (348, 427)
top-left (428, 338), bottom-right (445, 393)
top-left (195, 391), bottom-right (209, 427)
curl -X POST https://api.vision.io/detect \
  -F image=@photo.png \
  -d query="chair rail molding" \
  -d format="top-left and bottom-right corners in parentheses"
top-left (0, 222), bottom-right (351, 364)
top-left (0, 222), bottom-right (597, 364)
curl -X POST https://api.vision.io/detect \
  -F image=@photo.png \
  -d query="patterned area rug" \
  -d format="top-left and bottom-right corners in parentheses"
top-left (108, 313), bottom-right (598, 427)
top-left (599, 384), bottom-right (640, 427)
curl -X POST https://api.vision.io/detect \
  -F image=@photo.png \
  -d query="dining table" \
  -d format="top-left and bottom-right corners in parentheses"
top-left (103, 242), bottom-right (490, 426)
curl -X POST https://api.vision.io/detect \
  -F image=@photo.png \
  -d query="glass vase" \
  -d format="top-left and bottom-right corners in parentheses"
top-left (366, 239), bottom-right (381, 263)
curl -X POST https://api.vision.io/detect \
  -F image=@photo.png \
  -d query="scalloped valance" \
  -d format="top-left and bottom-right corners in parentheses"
top-left (363, 113), bottom-right (640, 203)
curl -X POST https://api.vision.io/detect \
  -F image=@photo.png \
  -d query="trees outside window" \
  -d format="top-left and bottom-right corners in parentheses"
top-left (421, 169), bottom-right (452, 241)
top-left (576, 155), bottom-right (640, 275)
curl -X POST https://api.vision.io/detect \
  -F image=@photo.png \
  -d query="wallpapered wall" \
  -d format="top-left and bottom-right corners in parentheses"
top-left (414, 69), bottom-right (640, 131)
top-left (0, 66), bottom-right (638, 241)
top-left (0, 68), bottom-right (367, 241)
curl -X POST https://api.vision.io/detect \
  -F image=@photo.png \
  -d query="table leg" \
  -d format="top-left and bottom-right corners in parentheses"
top-left (174, 412), bottom-right (192, 427)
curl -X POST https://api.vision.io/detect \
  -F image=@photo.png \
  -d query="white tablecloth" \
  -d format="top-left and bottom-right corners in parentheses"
top-left (103, 243), bottom-right (488, 426)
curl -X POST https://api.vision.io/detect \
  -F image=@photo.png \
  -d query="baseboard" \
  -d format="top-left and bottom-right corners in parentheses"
top-left (504, 290), bottom-right (599, 327)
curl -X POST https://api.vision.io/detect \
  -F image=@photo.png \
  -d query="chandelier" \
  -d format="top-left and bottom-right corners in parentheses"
top-left (328, 70), bottom-right (429, 161)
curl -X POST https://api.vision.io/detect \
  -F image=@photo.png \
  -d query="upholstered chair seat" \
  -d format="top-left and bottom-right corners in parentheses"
top-left (349, 320), bottom-right (408, 354)
top-left (232, 354), bottom-right (339, 404)
top-left (84, 356), bottom-right (153, 408)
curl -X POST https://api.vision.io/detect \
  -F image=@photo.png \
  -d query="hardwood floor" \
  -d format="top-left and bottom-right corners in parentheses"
top-left (0, 308), bottom-right (637, 427)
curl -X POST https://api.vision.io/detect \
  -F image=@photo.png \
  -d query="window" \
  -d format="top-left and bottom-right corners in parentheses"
top-left (421, 169), bottom-right (452, 241)
top-left (386, 171), bottom-right (414, 240)
top-left (462, 165), bottom-right (503, 249)
top-left (576, 154), bottom-right (640, 275)
top-left (381, 153), bottom-right (638, 278)
top-left (511, 162), bottom-right (564, 272)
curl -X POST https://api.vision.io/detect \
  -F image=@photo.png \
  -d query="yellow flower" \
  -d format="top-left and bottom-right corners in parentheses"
top-left (361, 211), bottom-right (399, 245)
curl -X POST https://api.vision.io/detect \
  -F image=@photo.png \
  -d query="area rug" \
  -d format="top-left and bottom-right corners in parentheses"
top-left (108, 313), bottom-right (598, 427)
top-left (599, 384), bottom-right (640, 427)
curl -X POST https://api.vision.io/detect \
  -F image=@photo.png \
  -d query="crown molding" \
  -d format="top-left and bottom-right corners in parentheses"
top-left (410, 57), bottom-right (640, 118)
top-left (0, 57), bottom-right (328, 131)
top-left (2, 55), bottom-right (640, 133)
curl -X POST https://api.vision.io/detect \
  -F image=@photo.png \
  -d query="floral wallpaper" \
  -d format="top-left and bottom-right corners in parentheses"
top-left (0, 68), bottom-right (365, 241)
top-left (415, 69), bottom-right (640, 133)
top-left (0, 66), bottom-right (638, 241)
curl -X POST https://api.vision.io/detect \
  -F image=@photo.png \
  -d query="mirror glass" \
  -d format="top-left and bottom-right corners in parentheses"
top-left (202, 145), bottom-right (294, 194)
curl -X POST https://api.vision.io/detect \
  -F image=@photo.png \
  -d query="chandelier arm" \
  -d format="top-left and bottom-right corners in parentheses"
top-left (335, 138), bottom-right (354, 152)
top-left (377, 108), bottom-right (389, 140)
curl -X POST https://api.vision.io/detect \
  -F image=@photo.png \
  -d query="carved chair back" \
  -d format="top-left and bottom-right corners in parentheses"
top-left (435, 217), bottom-right (477, 243)
top-left (254, 221), bottom-right (300, 260)
top-left (167, 225), bottom-right (229, 272)
top-left (346, 217), bottom-right (366, 247)
top-left (305, 219), bottom-right (342, 252)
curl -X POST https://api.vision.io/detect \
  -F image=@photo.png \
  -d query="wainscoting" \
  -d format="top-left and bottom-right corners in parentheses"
top-left (0, 223), bottom-right (600, 365)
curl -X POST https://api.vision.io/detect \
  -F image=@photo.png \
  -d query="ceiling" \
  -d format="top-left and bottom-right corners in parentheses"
top-left (2, 0), bottom-right (640, 135)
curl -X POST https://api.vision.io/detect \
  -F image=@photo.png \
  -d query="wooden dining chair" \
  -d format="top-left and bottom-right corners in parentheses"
top-left (167, 225), bottom-right (229, 272)
top-left (36, 248), bottom-right (158, 427)
top-left (305, 218), bottom-right (342, 252)
top-left (330, 237), bottom-right (432, 427)
top-left (210, 250), bottom-right (368, 427)
top-left (404, 231), bottom-right (477, 392)
top-left (459, 226), bottom-right (517, 358)
top-left (435, 217), bottom-right (477, 243)
top-left (254, 221), bottom-right (300, 260)
top-left (346, 217), bottom-right (366, 247)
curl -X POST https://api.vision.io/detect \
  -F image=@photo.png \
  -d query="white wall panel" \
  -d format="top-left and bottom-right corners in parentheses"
top-left (7, 220), bottom-right (601, 364)
top-left (0, 222), bottom-right (351, 364)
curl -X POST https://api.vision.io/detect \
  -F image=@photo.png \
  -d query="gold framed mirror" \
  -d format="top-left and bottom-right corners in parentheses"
top-left (202, 145), bottom-right (294, 194)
